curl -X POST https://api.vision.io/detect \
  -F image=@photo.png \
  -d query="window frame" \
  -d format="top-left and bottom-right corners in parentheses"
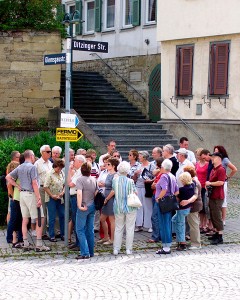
top-left (144, 0), bottom-right (156, 25)
top-left (102, 0), bottom-right (115, 31)
top-left (208, 41), bottom-right (230, 98)
top-left (122, 0), bottom-right (134, 28)
top-left (175, 44), bottom-right (194, 98)
top-left (83, 0), bottom-right (95, 34)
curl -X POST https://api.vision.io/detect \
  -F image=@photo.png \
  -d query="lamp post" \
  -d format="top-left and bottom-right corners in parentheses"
top-left (62, 11), bottom-right (80, 247)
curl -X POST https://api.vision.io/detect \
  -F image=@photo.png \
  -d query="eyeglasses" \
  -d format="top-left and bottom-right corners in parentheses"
top-left (114, 155), bottom-right (120, 158)
top-left (44, 151), bottom-right (52, 154)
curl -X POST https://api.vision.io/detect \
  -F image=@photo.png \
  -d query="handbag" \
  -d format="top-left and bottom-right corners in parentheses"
top-left (94, 190), bottom-right (105, 211)
top-left (158, 174), bottom-right (179, 213)
top-left (142, 166), bottom-right (154, 198)
top-left (127, 193), bottom-right (142, 208)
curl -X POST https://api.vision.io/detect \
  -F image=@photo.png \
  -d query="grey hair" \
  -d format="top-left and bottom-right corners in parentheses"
top-left (153, 147), bottom-right (163, 155)
top-left (117, 161), bottom-right (130, 175)
top-left (139, 150), bottom-right (150, 160)
top-left (163, 144), bottom-right (174, 155)
top-left (52, 146), bottom-right (62, 154)
top-left (76, 148), bottom-right (86, 155)
top-left (40, 145), bottom-right (50, 154)
top-left (75, 155), bottom-right (86, 163)
top-left (161, 159), bottom-right (173, 171)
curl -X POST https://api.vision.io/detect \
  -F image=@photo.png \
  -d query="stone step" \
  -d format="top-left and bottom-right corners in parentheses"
top-left (88, 123), bottom-right (164, 130)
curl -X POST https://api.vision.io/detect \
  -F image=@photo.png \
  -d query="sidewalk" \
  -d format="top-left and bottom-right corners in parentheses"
top-left (1, 180), bottom-right (240, 258)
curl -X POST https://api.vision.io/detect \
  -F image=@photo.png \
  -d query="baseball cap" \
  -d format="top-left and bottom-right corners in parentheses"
top-left (175, 148), bottom-right (188, 155)
top-left (209, 152), bottom-right (223, 158)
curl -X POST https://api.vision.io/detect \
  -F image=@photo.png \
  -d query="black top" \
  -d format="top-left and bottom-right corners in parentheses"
top-left (169, 156), bottom-right (179, 177)
top-left (178, 183), bottom-right (195, 209)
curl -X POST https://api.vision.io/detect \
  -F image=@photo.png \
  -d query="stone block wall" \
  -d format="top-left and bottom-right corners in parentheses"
top-left (0, 30), bottom-right (61, 121)
top-left (73, 54), bottom-right (160, 116)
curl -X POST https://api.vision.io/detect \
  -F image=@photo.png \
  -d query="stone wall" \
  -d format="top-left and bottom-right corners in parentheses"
top-left (0, 30), bottom-right (61, 121)
top-left (73, 54), bottom-right (160, 116)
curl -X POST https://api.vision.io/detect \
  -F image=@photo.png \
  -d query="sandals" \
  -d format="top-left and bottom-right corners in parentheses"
top-left (146, 239), bottom-right (157, 243)
top-left (156, 249), bottom-right (171, 255)
top-left (49, 237), bottom-right (57, 242)
top-left (103, 240), bottom-right (113, 245)
top-left (12, 242), bottom-right (24, 249)
top-left (96, 238), bottom-right (109, 244)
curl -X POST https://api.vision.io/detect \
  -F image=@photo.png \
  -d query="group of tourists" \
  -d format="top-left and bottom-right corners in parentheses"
top-left (4, 136), bottom-right (237, 258)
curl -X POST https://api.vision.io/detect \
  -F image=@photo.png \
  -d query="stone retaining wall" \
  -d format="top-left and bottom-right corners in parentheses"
top-left (0, 30), bottom-right (61, 121)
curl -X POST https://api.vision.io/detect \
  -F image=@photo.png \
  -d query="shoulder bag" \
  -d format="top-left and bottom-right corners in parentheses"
top-left (127, 193), bottom-right (142, 208)
top-left (158, 174), bottom-right (179, 213)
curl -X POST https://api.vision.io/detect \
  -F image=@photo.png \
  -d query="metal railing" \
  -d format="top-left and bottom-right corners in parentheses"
top-left (89, 53), bottom-right (203, 141)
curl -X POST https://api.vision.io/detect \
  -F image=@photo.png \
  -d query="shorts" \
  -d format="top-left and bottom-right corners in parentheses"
top-left (20, 191), bottom-right (44, 219)
top-left (222, 181), bottom-right (228, 208)
top-left (8, 197), bottom-right (12, 213)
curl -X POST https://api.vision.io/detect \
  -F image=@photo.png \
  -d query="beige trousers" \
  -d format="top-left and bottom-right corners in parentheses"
top-left (187, 212), bottom-right (201, 247)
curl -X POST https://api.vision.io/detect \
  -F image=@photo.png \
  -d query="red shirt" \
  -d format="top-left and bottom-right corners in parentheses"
top-left (153, 172), bottom-right (162, 195)
top-left (196, 162), bottom-right (209, 188)
top-left (209, 164), bottom-right (226, 200)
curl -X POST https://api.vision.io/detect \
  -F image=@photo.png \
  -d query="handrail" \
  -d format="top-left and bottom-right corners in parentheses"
top-left (89, 52), bottom-right (203, 141)
top-left (160, 98), bottom-right (203, 141)
top-left (90, 53), bottom-right (146, 102)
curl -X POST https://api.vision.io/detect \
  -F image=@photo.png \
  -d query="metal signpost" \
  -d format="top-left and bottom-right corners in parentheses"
top-left (44, 35), bottom-right (108, 246)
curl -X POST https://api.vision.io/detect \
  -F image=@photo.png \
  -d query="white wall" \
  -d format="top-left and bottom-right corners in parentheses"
top-left (157, 0), bottom-right (240, 42)
top-left (161, 34), bottom-right (240, 120)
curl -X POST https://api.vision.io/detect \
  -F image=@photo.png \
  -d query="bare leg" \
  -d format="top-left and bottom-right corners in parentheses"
top-left (109, 215), bottom-right (115, 242)
top-left (100, 214), bottom-right (109, 240)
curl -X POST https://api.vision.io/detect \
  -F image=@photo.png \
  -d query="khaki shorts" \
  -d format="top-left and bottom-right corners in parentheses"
top-left (20, 191), bottom-right (44, 219)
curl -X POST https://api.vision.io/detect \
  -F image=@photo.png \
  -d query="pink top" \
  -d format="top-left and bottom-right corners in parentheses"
top-left (196, 162), bottom-right (209, 188)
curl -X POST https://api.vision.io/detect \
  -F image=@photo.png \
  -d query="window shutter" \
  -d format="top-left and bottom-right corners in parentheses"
top-left (179, 47), bottom-right (193, 96)
top-left (175, 48), bottom-right (181, 96)
top-left (209, 44), bottom-right (215, 95)
top-left (95, 0), bottom-right (102, 32)
top-left (56, 4), bottom-right (65, 22)
top-left (214, 43), bottom-right (229, 95)
top-left (75, 0), bottom-right (82, 35)
top-left (132, 0), bottom-right (140, 26)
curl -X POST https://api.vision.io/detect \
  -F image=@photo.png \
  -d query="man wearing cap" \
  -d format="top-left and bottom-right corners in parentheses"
top-left (205, 152), bottom-right (226, 245)
top-left (175, 148), bottom-right (194, 187)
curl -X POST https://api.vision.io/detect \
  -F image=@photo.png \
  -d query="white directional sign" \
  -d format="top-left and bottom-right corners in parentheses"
top-left (60, 113), bottom-right (79, 128)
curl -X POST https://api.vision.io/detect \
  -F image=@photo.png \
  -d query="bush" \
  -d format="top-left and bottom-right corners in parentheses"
top-left (0, 131), bottom-right (94, 224)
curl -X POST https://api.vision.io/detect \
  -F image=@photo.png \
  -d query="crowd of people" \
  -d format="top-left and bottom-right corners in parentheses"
top-left (4, 136), bottom-right (237, 258)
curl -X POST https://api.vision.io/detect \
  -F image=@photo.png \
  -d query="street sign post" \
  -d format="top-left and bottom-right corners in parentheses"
top-left (72, 39), bottom-right (108, 53)
top-left (56, 127), bottom-right (83, 142)
top-left (60, 113), bottom-right (79, 128)
top-left (43, 53), bottom-right (66, 65)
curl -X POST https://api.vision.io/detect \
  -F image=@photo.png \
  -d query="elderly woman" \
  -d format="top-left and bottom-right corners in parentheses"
top-left (172, 172), bottom-right (195, 251)
top-left (128, 149), bottom-right (140, 179)
top-left (133, 150), bottom-right (153, 232)
top-left (75, 162), bottom-right (97, 259)
top-left (44, 159), bottom-right (65, 242)
top-left (112, 161), bottom-right (138, 255)
top-left (182, 165), bottom-right (202, 250)
top-left (155, 159), bottom-right (179, 255)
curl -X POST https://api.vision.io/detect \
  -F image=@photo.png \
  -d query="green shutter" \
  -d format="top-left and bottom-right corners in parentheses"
top-left (95, 0), bottom-right (102, 32)
top-left (75, 0), bottom-right (82, 35)
top-left (132, 0), bottom-right (140, 26)
top-left (56, 4), bottom-right (65, 22)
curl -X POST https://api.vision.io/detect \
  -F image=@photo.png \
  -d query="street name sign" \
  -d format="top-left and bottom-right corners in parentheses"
top-left (56, 128), bottom-right (83, 142)
top-left (60, 113), bottom-right (79, 128)
top-left (44, 53), bottom-right (66, 65)
top-left (72, 39), bottom-right (108, 53)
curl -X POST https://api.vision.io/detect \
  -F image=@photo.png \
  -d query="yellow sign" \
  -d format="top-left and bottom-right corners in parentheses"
top-left (56, 127), bottom-right (83, 142)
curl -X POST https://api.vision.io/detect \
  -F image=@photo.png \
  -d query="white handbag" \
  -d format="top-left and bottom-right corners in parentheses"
top-left (127, 193), bottom-right (142, 208)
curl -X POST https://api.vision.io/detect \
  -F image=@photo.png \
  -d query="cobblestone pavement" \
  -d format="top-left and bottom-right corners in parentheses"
top-left (0, 181), bottom-right (240, 299)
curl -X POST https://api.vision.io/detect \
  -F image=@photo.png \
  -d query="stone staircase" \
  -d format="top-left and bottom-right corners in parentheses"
top-left (60, 71), bottom-right (178, 158)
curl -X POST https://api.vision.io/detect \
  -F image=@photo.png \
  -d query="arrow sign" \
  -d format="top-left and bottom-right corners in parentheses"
top-left (56, 128), bottom-right (83, 142)
top-left (72, 39), bottom-right (108, 53)
top-left (60, 113), bottom-right (79, 128)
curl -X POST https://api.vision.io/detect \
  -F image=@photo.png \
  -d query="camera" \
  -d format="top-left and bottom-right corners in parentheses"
top-left (206, 185), bottom-right (213, 197)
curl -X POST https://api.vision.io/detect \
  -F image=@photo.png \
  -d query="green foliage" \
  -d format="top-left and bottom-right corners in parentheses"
top-left (0, 0), bottom-right (65, 36)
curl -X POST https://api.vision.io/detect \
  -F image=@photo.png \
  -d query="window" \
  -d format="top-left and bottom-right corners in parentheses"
top-left (209, 42), bottom-right (230, 96)
top-left (103, 0), bottom-right (115, 30)
top-left (122, 0), bottom-right (140, 27)
top-left (175, 45), bottom-right (194, 97)
top-left (146, 0), bottom-right (156, 24)
top-left (84, 0), bottom-right (95, 33)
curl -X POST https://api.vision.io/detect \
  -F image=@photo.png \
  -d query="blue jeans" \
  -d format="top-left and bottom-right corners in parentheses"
top-left (6, 199), bottom-right (14, 243)
top-left (76, 203), bottom-right (95, 257)
top-left (151, 197), bottom-right (161, 241)
top-left (47, 198), bottom-right (65, 239)
top-left (70, 195), bottom-right (79, 246)
top-left (172, 208), bottom-right (191, 242)
top-left (158, 209), bottom-right (172, 248)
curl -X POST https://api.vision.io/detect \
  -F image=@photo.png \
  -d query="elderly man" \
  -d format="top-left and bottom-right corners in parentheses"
top-left (50, 146), bottom-right (62, 163)
top-left (162, 144), bottom-right (179, 176)
top-left (179, 137), bottom-right (196, 165)
top-left (6, 150), bottom-right (50, 252)
top-left (99, 140), bottom-right (122, 170)
top-left (34, 145), bottom-right (53, 239)
top-left (175, 148), bottom-right (194, 187)
top-left (205, 152), bottom-right (226, 245)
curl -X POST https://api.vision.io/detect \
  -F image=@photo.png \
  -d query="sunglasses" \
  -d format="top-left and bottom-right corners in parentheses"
top-left (44, 151), bottom-right (52, 154)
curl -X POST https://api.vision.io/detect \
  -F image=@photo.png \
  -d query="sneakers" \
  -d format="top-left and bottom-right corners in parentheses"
top-left (126, 249), bottom-right (132, 255)
top-left (35, 245), bottom-right (51, 252)
top-left (156, 249), bottom-right (171, 255)
top-left (134, 227), bottom-right (143, 232)
top-left (176, 243), bottom-right (187, 251)
top-left (189, 245), bottom-right (202, 250)
top-left (208, 233), bottom-right (218, 240)
top-left (148, 228), bottom-right (153, 233)
top-left (113, 249), bottom-right (118, 256)
top-left (210, 236), bottom-right (223, 245)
